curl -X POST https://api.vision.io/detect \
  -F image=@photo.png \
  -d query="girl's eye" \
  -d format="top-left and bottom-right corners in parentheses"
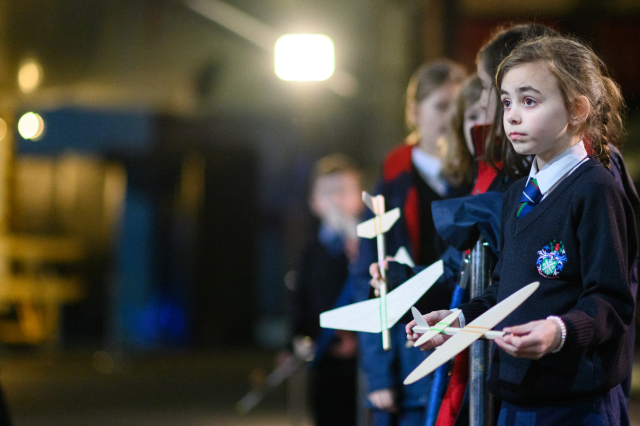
top-left (467, 114), bottom-right (478, 121)
top-left (524, 98), bottom-right (536, 106)
top-left (502, 99), bottom-right (511, 108)
top-left (436, 102), bottom-right (449, 112)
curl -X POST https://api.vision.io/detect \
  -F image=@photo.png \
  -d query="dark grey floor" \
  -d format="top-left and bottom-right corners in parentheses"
top-left (0, 349), bottom-right (303, 426)
top-left (1, 349), bottom-right (639, 426)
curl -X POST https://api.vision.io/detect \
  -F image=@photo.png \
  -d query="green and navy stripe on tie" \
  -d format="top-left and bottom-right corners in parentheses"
top-left (516, 177), bottom-right (542, 219)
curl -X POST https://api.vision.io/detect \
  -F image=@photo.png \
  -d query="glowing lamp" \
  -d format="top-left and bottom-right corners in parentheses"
top-left (275, 34), bottom-right (335, 81)
top-left (18, 59), bottom-right (43, 94)
top-left (18, 112), bottom-right (45, 140)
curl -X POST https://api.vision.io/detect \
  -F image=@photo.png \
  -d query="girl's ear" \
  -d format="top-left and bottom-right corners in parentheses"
top-left (570, 96), bottom-right (590, 126)
top-left (406, 99), bottom-right (417, 127)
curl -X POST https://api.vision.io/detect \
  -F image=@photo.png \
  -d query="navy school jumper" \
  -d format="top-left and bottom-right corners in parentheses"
top-left (459, 157), bottom-right (637, 407)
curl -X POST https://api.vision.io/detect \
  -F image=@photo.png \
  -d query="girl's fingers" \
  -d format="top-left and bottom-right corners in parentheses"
top-left (369, 263), bottom-right (381, 279)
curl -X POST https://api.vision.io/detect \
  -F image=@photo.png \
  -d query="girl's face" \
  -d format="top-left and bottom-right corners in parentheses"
top-left (312, 171), bottom-right (362, 221)
top-left (414, 83), bottom-right (460, 155)
top-left (500, 62), bottom-right (578, 168)
top-left (477, 62), bottom-right (498, 117)
top-left (463, 99), bottom-right (486, 155)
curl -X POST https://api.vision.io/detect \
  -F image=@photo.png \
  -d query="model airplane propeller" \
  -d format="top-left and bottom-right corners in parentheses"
top-left (354, 192), bottom-right (400, 351)
top-left (404, 281), bottom-right (539, 385)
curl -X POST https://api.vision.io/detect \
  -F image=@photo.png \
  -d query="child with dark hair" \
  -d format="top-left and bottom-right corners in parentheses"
top-left (289, 153), bottom-right (363, 426)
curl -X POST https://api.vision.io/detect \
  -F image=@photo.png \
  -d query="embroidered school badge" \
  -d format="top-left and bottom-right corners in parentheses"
top-left (536, 240), bottom-right (567, 279)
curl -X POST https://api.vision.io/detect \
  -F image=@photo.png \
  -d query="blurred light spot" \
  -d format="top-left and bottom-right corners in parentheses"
top-left (18, 59), bottom-right (43, 94)
top-left (284, 270), bottom-right (298, 291)
top-left (18, 112), bottom-right (45, 140)
top-left (0, 118), bottom-right (7, 142)
top-left (275, 34), bottom-right (334, 81)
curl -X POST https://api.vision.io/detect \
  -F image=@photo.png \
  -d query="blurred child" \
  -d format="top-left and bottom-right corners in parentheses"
top-left (408, 35), bottom-right (636, 426)
top-left (289, 153), bottom-right (363, 426)
top-left (353, 60), bottom-right (467, 426)
top-left (441, 75), bottom-right (486, 191)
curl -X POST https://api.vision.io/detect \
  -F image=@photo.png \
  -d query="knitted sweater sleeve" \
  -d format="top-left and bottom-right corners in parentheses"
top-left (561, 175), bottom-right (636, 349)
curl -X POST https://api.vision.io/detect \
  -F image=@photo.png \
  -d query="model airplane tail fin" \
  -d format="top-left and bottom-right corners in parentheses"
top-left (356, 208), bottom-right (401, 239)
top-left (413, 310), bottom-right (462, 347)
top-left (362, 191), bottom-right (376, 213)
top-left (394, 246), bottom-right (414, 267)
top-left (411, 307), bottom-right (429, 328)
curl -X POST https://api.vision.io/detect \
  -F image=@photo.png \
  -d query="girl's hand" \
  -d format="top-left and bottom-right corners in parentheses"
top-left (405, 310), bottom-right (460, 351)
top-left (494, 319), bottom-right (561, 359)
top-left (368, 389), bottom-right (397, 412)
top-left (369, 257), bottom-right (394, 296)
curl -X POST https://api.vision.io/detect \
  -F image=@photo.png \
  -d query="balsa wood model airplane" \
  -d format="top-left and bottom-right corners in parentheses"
top-left (320, 259), bottom-right (444, 346)
top-left (409, 307), bottom-right (506, 347)
top-left (404, 281), bottom-right (539, 385)
top-left (354, 192), bottom-right (400, 351)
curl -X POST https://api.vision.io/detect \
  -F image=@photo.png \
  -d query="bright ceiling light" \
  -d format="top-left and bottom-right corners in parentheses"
top-left (275, 34), bottom-right (335, 81)
top-left (18, 59), bottom-right (43, 94)
top-left (18, 112), bottom-right (45, 140)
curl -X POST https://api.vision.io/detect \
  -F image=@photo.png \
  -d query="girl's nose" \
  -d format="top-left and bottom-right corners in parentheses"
top-left (506, 109), bottom-right (520, 124)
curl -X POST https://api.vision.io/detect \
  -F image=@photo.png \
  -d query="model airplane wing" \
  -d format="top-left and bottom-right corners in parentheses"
top-left (356, 208), bottom-right (401, 239)
top-left (404, 281), bottom-right (539, 385)
top-left (319, 260), bottom-right (444, 333)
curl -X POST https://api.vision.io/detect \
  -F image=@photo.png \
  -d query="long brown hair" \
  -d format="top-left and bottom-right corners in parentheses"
top-left (477, 23), bottom-right (560, 179)
top-left (441, 75), bottom-right (482, 187)
top-left (496, 36), bottom-right (624, 169)
top-left (405, 60), bottom-right (467, 144)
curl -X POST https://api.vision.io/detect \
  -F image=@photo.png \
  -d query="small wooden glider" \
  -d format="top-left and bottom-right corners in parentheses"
top-left (410, 308), bottom-right (505, 347)
top-left (320, 260), bottom-right (444, 334)
top-left (354, 192), bottom-right (401, 351)
top-left (404, 281), bottom-right (539, 385)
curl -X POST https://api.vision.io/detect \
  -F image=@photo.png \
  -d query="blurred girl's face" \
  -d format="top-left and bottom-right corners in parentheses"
top-left (477, 62), bottom-right (498, 117)
top-left (414, 83), bottom-right (460, 155)
top-left (463, 99), bottom-right (486, 155)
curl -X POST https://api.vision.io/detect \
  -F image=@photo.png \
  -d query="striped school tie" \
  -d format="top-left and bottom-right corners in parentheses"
top-left (516, 177), bottom-right (542, 219)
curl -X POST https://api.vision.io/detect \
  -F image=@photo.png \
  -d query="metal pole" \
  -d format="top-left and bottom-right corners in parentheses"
top-left (469, 238), bottom-right (493, 426)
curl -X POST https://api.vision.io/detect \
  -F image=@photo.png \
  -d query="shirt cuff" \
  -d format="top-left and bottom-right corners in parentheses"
top-left (451, 308), bottom-right (465, 328)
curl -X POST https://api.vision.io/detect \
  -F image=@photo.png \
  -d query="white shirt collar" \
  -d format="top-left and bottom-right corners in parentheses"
top-left (527, 141), bottom-right (588, 196)
top-left (411, 147), bottom-right (441, 178)
top-left (411, 146), bottom-right (447, 196)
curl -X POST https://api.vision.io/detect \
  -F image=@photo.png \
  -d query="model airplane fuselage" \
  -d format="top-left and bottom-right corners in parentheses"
top-left (354, 192), bottom-right (400, 351)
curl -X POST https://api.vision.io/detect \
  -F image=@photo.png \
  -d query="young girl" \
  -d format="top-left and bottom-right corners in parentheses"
top-left (440, 74), bottom-right (485, 190)
top-left (407, 36), bottom-right (636, 425)
top-left (354, 60), bottom-right (466, 426)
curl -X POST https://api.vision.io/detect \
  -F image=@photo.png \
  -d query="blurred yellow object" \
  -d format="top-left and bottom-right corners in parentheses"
top-left (0, 234), bottom-right (85, 345)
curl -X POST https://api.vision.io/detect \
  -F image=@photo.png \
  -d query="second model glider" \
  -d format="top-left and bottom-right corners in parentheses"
top-left (353, 192), bottom-right (400, 351)
top-left (404, 281), bottom-right (540, 385)
top-left (320, 259), bottom-right (444, 334)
